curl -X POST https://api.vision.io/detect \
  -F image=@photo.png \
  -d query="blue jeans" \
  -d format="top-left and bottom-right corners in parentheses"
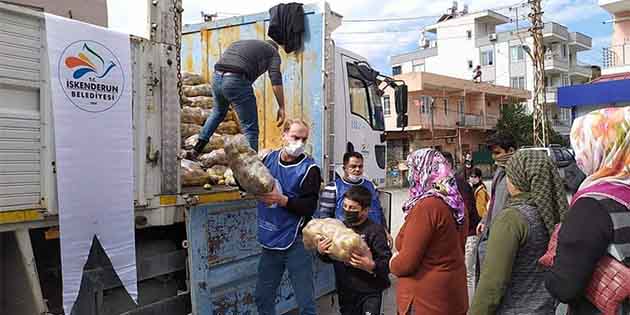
top-left (255, 239), bottom-right (316, 315)
top-left (199, 72), bottom-right (259, 151)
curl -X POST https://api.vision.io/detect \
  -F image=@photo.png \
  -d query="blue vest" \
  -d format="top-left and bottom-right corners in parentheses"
top-left (334, 177), bottom-right (384, 225)
top-left (257, 150), bottom-right (317, 250)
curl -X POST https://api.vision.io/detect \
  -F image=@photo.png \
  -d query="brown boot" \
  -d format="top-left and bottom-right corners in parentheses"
top-left (184, 138), bottom-right (208, 160)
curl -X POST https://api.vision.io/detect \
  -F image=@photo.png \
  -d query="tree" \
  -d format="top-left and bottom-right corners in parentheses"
top-left (495, 103), bottom-right (569, 147)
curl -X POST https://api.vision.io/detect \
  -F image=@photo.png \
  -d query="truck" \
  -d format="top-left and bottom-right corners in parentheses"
top-left (0, 1), bottom-right (407, 314)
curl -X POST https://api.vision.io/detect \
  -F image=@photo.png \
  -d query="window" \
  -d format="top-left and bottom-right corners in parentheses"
top-left (481, 50), bottom-right (494, 66)
top-left (383, 95), bottom-right (391, 116)
top-left (420, 96), bottom-right (432, 114)
top-left (347, 63), bottom-right (385, 131)
top-left (444, 99), bottom-right (448, 115)
top-left (412, 63), bottom-right (424, 73)
top-left (402, 139), bottom-right (410, 157)
top-left (562, 73), bottom-right (570, 86)
top-left (510, 46), bottom-right (525, 62)
top-left (510, 76), bottom-right (526, 89)
top-left (466, 30), bottom-right (472, 39)
top-left (392, 66), bottom-right (402, 75)
top-left (348, 76), bottom-right (370, 123)
top-left (561, 44), bottom-right (567, 58)
top-left (560, 107), bottom-right (572, 122)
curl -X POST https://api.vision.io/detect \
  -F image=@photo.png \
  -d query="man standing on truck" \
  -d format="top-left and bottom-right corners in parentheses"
top-left (318, 151), bottom-right (386, 226)
top-left (187, 39), bottom-right (286, 157)
top-left (254, 119), bottom-right (321, 315)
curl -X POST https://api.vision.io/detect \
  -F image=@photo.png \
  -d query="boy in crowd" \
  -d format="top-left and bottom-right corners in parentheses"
top-left (317, 186), bottom-right (392, 315)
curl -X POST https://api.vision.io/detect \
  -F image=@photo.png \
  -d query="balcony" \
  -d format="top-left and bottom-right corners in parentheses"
top-left (390, 47), bottom-right (438, 65)
top-left (544, 53), bottom-right (569, 73)
top-left (570, 63), bottom-right (592, 78)
top-left (599, 0), bottom-right (630, 14)
top-left (543, 22), bottom-right (570, 42)
top-left (569, 32), bottom-right (592, 51)
top-left (546, 87), bottom-right (558, 103)
top-left (603, 44), bottom-right (630, 71)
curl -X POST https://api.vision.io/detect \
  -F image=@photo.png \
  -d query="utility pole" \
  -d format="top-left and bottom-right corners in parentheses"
top-left (528, 0), bottom-right (549, 147)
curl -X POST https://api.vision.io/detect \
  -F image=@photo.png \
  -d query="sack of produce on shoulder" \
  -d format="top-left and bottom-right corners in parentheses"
top-left (302, 218), bottom-right (369, 263)
top-left (198, 149), bottom-right (228, 168)
top-left (217, 120), bottom-right (241, 135)
top-left (183, 84), bottom-right (212, 97)
top-left (185, 96), bottom-right (213, 109)
top-left (224, 134), bottom-right (274, 194)
top-left (184, 134), bottom-right (224, 153)
top-left (181, 123), bottom-right (201, 140)
top-left (181, 159), bottom-right (210, 187)
top-left (181, 106), bottom-right (209, 125)
top-left (182, 72), bottom-right (205, 85)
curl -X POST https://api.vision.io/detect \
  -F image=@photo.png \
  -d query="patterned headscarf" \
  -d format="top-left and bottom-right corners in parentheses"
top-left (505, 150), bottom-right (569, 234)
top-left (403, 148), bottom-right (466, 225)
top-left (570, 107), bottom-right (630, 207)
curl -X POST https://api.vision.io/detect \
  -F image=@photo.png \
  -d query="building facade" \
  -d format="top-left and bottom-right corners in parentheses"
top-left (390, 5), bottom-right (592, 136)
top-left (2, 0), bottom-right (108, 26)
top-left (383, 71), bottom-right (529, 186)
top-left (558, 0), bottom-right (630, 118)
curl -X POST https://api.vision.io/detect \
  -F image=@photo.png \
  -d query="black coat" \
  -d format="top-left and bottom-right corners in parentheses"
top-left (268, 3), bottom-right (304, 53)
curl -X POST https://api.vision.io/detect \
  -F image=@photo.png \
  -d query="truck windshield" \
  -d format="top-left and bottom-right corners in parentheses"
top-left (347, 63), bottom-right (385, 131)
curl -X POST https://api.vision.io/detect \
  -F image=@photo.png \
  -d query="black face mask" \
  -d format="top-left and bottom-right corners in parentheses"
top-left (344, 211), bottom-right (361, 225)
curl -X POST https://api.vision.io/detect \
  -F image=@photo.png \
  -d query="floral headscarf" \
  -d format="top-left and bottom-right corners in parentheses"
top-left (570, 107), bottom-right (630, 208)
top-left (402, 148), bottom-right (466, 225)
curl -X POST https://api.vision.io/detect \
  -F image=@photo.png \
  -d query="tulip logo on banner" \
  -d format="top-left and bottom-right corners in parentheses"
top-left (58, 41), bottom-right (124, 112)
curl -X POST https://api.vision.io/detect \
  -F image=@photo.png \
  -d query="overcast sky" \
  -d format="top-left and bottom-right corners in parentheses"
top-left (107, 0), bottom-right (611, 74)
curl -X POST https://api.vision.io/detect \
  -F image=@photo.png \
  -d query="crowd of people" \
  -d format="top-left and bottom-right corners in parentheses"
top-left (188, 41), bottom-right (629, 314)
top-left (245, 106), bottom-right (629, 315)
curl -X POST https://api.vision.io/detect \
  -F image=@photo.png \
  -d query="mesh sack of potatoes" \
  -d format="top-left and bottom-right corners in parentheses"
top-left (207, 164), bottom-right (228, 184)
top-left (183, 134), bottom-right (224, 153)
top-left (224, 134), bottom-right (274, 194)
top-left (198, 149), bottom-right (228, 168)
top-left (182, 72), bottom-right (205, 86)
top-left (181, 159), bottom-right (210, 187)
top-left (183, 84), bottom-right (212, 97)
top-left (181, 106), bottom-right (209, 125)
top-left (224, 168), bottom-right (237, 186)
top-left (181, 123), bottom-right (201, 140)
top-left (302, 218), bottom-right (369, 263)
top-left (217, 120), bottom-right (241, 135)
top-left (184, 96), bottom-right (213, 109)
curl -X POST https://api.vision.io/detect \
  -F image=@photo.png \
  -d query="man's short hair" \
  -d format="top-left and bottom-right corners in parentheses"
top-left (343, 186), bottom-right (371, 209)
top-left (343, 152), bottom-right (364, 165)
top-left (283, 119), bottom-right (310, 133)
top-left (487, 132), bottom-right (517, 151)
top-left (471, 167), bottom-right (483, 178)
top-left (266, 39), bottom-right (279, 50)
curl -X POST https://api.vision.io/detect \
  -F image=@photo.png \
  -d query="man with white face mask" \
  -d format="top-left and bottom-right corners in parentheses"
top-left (254, 119), bottom-right (321, 315)
top-left (318, 152), bottom-right (385, 226)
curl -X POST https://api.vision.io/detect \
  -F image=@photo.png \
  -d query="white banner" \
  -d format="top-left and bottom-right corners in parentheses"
top-left (44, 14), bottom-right (137, 314)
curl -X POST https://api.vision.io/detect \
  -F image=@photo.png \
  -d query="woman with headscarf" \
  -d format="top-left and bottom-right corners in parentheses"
top-left (470, 150), bottom-right (568, 315)
top-left (544, 107), bottom-right (630, 315)
top-left (389, 148), bottom-right (468, 315)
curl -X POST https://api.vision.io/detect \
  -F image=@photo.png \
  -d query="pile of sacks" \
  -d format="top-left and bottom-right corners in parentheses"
top-left (179, 72), bottom-right (241, 187)
top-left (302, 218), bottom-right (369, 262)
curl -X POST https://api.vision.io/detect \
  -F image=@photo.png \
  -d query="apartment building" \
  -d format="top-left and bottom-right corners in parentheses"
top-left (558, 0), bottom-right (630, 117)
top-left (390, 4), bottom-right (593, 136)
top-left (383, 71), bottom-right (529, 186)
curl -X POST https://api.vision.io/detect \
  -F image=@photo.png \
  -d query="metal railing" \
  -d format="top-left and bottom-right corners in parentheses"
top-left (570, 32), bottom-right (592, 48)
top-left (603, 43), bottom-right (630, 69)
top-left (544, 53), bottom-right (569, 70)
top-left (546, 87), bottom-right (558, 103)
top-left (543, 22), bottom-right (569, 39)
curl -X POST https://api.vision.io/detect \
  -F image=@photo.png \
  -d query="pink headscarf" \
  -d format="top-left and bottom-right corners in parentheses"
top-left (402, 148), bottom-right (466, 225)
top-left (570, 107), bottom-right (630, 208)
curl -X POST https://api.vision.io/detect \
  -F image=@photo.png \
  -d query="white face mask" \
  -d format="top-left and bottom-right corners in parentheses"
top-left (284, 140), bottom-right (305, 157)
top-left (469, 177), bottom-right (480, 185)
top-left (346, 174), bottom-right (362, 182)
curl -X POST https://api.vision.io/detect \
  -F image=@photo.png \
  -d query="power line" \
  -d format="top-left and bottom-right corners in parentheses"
top-left (344, 15), bottom-right (439, 23)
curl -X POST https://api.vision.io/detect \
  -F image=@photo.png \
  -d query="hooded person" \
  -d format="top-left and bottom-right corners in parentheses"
top-left (544, 107), bottom-right (630, 315)
top-left (470, 150), bottom-right (568, 315)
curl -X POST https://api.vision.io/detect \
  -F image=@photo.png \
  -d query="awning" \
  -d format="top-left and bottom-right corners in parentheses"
top-left (558, 77), bottom-right (630, 108)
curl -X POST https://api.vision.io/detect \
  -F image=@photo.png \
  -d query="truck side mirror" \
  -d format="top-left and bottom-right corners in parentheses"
top-left (395, 84), bottom-right (408, 114)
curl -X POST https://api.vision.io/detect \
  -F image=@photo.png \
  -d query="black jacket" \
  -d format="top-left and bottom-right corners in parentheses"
top-left (268, 3), bottom-right (304, 53)
top-left (319, 219), bottom-right (392, 293)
